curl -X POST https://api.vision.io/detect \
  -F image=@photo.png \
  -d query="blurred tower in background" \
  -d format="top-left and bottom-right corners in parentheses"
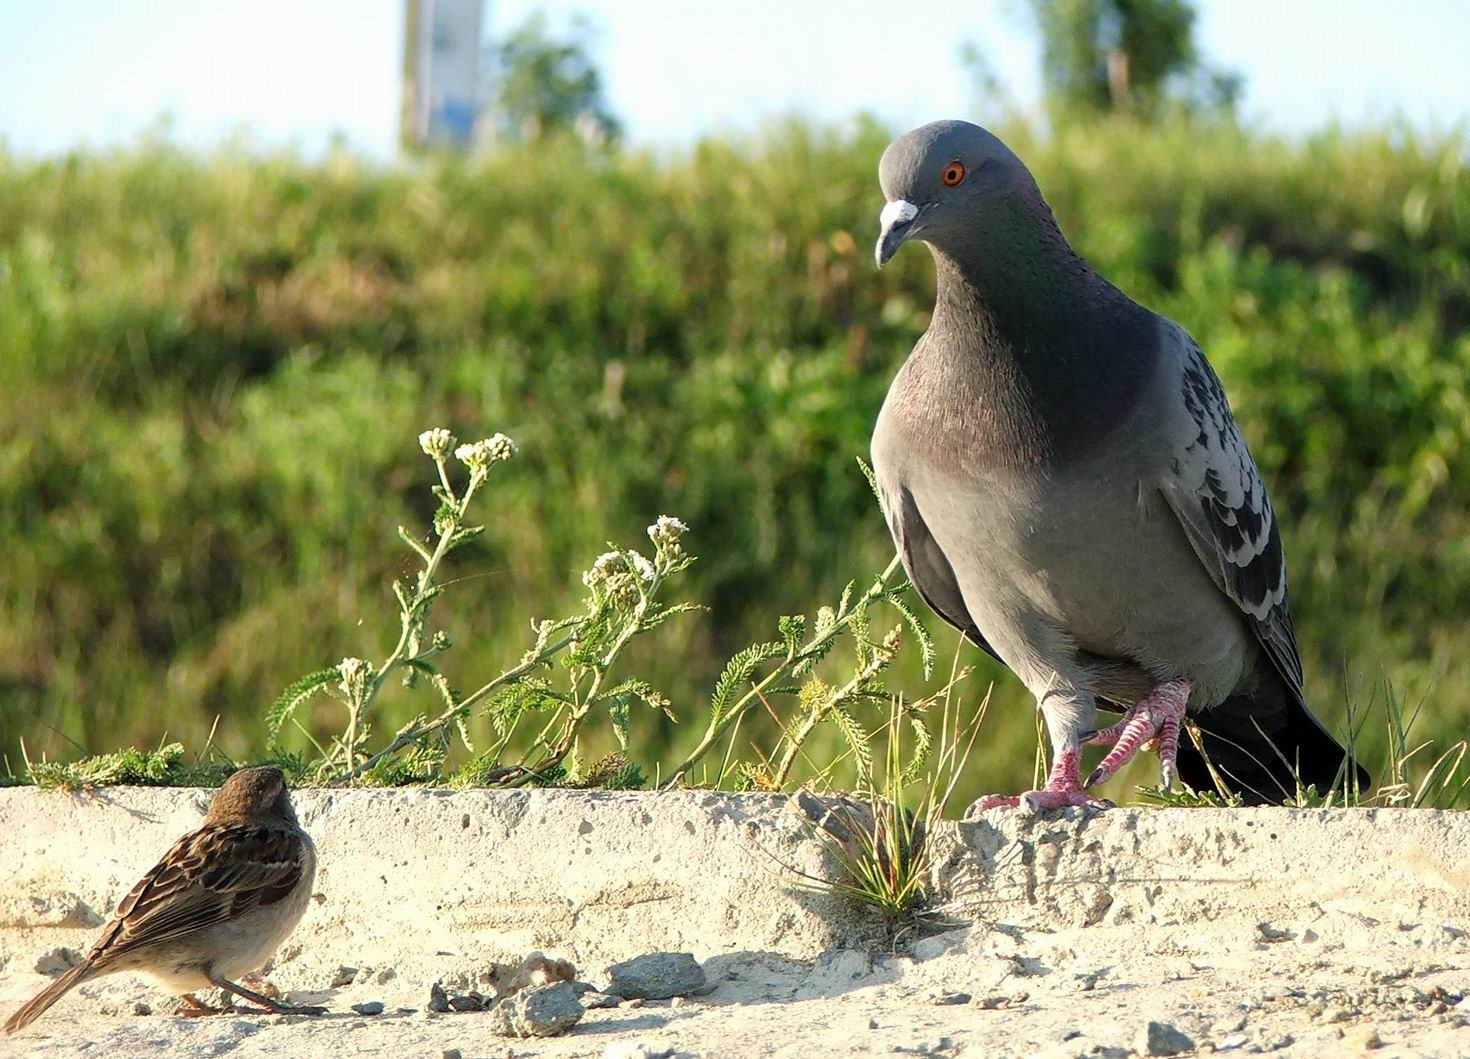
top-left (401, 0), bottom-right (485, 149)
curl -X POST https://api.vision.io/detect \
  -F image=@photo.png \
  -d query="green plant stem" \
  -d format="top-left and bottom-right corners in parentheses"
top-left (334, 627), bottom-right (575, 784)
top-left (508, 578), bottom-right (659, 785)
top-left (771, 649), bottom-right (892, 788)
top-left (659, 555), bottom-right (901, 790)
top-left (331, 470), bottom-right (485, 777)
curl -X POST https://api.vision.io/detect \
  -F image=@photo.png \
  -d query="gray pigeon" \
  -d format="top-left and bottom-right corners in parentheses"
top-left (871, 120), bottom-right (1363, 810)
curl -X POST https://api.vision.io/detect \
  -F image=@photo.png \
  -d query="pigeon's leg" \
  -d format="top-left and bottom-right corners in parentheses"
top-left (967, 694), bottom-right (1111, 814)
top-left (205, 971), bottom-right (327, 1017)
top-left (1084, 679), bottom-right (1191, 790)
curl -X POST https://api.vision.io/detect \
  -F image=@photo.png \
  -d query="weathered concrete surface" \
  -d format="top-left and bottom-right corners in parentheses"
top-left (2, 790), bottom-right (1469, 1058)
top-left (0, 788), bottom-right (860, 991)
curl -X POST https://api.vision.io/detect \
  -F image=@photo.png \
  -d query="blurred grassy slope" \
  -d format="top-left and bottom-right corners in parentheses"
top-left (2, 116), bottom-right (1468, 794)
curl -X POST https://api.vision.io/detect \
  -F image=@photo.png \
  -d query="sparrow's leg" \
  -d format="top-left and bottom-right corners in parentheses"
top-left (967, 692), bottom-right (1112, 814)
top-left (205, 971), bottom-right (327, 1017)
top-left (1084, 679), bottom-right (1191, 789)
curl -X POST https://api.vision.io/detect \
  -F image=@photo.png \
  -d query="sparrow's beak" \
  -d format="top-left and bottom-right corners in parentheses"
top-left (875, 199), bottom-right (921, 267)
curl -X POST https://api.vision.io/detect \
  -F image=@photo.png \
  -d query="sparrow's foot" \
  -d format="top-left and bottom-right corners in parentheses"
top-left (964, 750), bottom-right (1113, 816)
top-left (207, 973), bottom-right (327, 1017)
top-left (175, 994), bottom-right (223, 1017)
top-left (1084, 679), bottom-right (1191, 789)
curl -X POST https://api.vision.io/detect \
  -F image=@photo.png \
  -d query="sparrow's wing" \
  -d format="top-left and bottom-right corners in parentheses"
top-left (90, 823), bottom-right (306, 966)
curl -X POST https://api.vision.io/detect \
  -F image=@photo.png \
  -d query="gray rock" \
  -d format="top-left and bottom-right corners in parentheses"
top-left (581, 991), bottom-right (621, 1010)
top-left (487, 981), bottom-right (584, 1038)
top-left (131, 1002), bottom-right (151, 1016)
top-left (606, 951), bottom-right (707, 1000)
top-left (442, 1050), bottom-right (463, 1059)
top-left (447, 993), bottom-right (484, 1012)
top-left (331, 965), bottom-right (358, 987)
top-left (1217, 1034), bottom-right (1248, 1052)
top-left (426, 982), bottom-right (450, 1013)
top-left (350, 1001), bottom-right (385, 1016)
top-left (1134, 1020), bottom-right (1195, 1056)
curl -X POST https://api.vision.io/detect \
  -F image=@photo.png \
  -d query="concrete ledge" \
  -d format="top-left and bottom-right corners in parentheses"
top-left (1, 788), bottom-right (861, 992)
top-left (3, 789), bottom-right (1469, 1058)
top-left (935, 805), bottom-right (1470, 930)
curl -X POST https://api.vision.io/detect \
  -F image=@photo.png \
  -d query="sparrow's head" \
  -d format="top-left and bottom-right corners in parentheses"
top-left (207, 766), bottom-right (297, 825)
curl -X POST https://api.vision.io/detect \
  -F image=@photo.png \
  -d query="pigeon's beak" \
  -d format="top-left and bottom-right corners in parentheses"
top-left (875, 199), bottom-right (920, 267)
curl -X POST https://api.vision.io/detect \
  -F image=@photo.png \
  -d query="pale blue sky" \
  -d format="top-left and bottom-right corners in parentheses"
top-left (0, 1), bottom-right (1466, 158)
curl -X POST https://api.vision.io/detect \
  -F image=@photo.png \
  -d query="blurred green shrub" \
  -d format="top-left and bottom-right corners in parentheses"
top-left (2, 116), bottom-right (1468, 798)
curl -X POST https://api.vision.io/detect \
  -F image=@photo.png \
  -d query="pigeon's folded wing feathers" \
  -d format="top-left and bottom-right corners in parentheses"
top-left (1160, 338), bottom-right (1305, 705)
top-left (882, 482), bottom-right (1001, 663)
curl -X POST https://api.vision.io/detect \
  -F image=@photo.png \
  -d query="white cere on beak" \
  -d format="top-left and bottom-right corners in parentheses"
top-left (879, 199), bottom-right (919, 229)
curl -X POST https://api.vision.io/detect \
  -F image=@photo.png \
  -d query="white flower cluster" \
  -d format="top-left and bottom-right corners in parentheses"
top-left (582, 549), bottom-right (655, 605)
top-left (646, 514), bottom-right (689, 548)
top-left (455, 432), bottom-right (518, 472)
top-left (418, 427), bottom-right (458, 461)
top-left (338, 656), bottom-right (373, 700)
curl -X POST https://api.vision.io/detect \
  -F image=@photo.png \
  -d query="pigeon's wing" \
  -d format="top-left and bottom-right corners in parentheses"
top-left (1159, 333), bottom-right (1304, 705)
top-left (881, 480), bottom-right (1001, 664)
top-left (89, 823), bottom-right (306, 967)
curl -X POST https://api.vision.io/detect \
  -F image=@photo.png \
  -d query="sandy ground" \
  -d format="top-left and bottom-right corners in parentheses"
top-left (2, 791), bottom-right (1468, 1058)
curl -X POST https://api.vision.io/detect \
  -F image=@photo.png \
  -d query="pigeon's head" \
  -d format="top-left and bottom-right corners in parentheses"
top-left (207, 765), bottom-right (297, 824)
top-left (874, 120), bottom-right (1035, 268)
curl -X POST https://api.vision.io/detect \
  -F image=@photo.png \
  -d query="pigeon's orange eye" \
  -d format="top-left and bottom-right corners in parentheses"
top-left (942, 161), bottom-right (966, 187)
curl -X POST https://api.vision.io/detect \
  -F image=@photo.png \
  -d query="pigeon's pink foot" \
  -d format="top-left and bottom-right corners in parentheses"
top-left (1085, 679), bottom-right (1191, 789)
top-left (965, 751), bottom-right (1112, 816)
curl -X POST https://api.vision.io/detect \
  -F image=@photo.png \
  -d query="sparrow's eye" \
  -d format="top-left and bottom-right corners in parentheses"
top-left (942, 161), bottom-right (966, 187)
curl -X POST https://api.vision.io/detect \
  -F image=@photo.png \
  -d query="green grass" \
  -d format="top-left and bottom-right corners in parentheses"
top-left (3, 114), bottom-right (1470, 809)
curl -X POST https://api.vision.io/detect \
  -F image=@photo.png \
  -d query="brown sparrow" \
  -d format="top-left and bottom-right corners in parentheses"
top-left (5, 766), bottom-right (322, 1033)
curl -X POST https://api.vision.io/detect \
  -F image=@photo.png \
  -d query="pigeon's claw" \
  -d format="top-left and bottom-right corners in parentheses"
top-left (966, 750), bottom-right (1112, 816)
top-left (1084, 680), bottom-right (1191, 789)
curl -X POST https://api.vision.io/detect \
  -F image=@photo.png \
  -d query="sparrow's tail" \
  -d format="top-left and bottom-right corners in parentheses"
top-left (4, 959), bottom-right (94, 1034)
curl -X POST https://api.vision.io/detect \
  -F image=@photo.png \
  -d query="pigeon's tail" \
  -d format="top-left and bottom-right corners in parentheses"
top-left (4, 959), bottom-right (94, 1034)
top-left (1176, 676), bottom-right (1369, 806)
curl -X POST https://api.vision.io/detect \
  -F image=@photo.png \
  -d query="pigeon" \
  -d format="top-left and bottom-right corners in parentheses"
top-left (870, 120), bottom-right (1364, 810)
top-left (4, 766), bottom-right (323, 1033)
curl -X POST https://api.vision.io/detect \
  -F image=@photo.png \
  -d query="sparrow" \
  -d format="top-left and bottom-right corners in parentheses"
top-left (5, 766), bottom-right (323, 1033)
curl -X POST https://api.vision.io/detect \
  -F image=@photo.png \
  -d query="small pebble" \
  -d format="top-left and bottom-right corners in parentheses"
top-left (1134, 1020), bottom-right (1194, 1057)
top-left (350, 1001), bottom-right (385, 1016)
top-left (603, 1043), bottom-right (675, 1059)
top-left (1342, 1026), bottom-right (1384, 1051)
top-left (868, 1017), bottom-right (880, 1030)
top-left (972, 991), bottom-right (1029, 1010)
top-left (930, 991), bottom-right (971, 1006)
top-left (331, 966), bottom-right (358, 988)
top-left (1217, 1034), bottom-right (1248, 1051)
top-left (582, 991), bottom-right (621, 1010)
top-left (131, 1002), bottom-right (151, 1016)
top-left (442, 1051), bottom-right (463, 1059)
